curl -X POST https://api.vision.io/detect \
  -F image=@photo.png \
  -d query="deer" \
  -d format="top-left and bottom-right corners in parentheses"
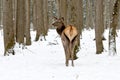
top-left (52, 17), bottom-right (78, 66)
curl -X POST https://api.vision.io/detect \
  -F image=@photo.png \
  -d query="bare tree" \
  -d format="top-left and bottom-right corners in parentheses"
top-left (25, 0), bottom-right (31, 45)
top-left (32, 0), bottom-right (37, 30)
top-left (33, 0), bottom-right (49, 41)
top-left (34, 0), bottom-right (44, 41)
top-left (16, 0), bottom-right (25, 44)
top-left (86, 0), bottom-right (94, 29)
top-left (12, 0), bottom-right (17, 37)
top-left (58, 0), bottom-right (67, 25)
top-left (95, 0), bottom-right (104, 54)
top-left (0, 0), bottom-right (3, 27)
top-left (3, 0), bottom-right (15, 55)
top-left (109, 0), bottom-right (120, 55)
top-left (76, 0), bottom-right (83, 40)
top-left (43, 0), bottom-right (49, 37)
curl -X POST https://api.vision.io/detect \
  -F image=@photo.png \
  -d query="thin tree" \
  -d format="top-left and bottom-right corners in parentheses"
top-left (43, 0), bottom-right (49, 38)
top-left (58, 0), bottom-right (67, 25)
top-left (34, 0), bottom-right (44, 41)
top-left (3, 0), bottom-right (15, 55)
top-left (12, 0), bottom-right (17, 37)
top-left (109, 0), bottom-right (120, 55)
top-left (77, 0), bottom-right (83, 39)
top-left (86, 0), bottom-right (94, 29)
top-left (95, 0), bottom-right (104, 54)
top-left (0, 0), bottom-right (3, 27)
top-left (32, 0), bottom-right (37, 30)
top-left (33, 0), bottom-right (48, 41)
top-left (25, 0), bottom-right (31, 45)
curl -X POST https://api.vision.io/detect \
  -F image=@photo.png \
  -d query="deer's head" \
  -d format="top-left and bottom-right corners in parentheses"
top-left (52, 17), bottom-right (64, 28)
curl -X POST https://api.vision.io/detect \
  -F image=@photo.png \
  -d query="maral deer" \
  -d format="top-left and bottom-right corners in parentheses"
top-left (52, 17), bottom-right (78, 66)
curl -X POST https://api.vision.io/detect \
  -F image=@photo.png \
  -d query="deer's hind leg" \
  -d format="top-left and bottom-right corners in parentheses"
top-left (63, 44), bottom-right (69, 66)
top-left (61, 35), bottom-right (70, 66)
top-left (69, 42), bottom-right (74, 67)
top-left (71, 35), bottom-right (78, 66)
top-left (72, 35), bottom-right (79, 60)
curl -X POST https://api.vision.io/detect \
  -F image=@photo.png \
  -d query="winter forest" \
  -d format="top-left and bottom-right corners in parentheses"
top-left (0, 0), bottom-right (120, 80)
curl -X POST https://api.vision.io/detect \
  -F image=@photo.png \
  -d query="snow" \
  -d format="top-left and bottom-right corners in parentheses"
top-left (0, 29), bottom-right (120, 80)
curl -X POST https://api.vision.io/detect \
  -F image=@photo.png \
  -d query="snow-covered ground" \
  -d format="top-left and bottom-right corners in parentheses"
top-left (0, 29), bottom-right (120, 80)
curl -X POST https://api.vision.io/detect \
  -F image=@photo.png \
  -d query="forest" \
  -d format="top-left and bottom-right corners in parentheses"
top-left (1, 0), bottom-right (120, 80)
top-left (0, 0), bottom-right (120, 56)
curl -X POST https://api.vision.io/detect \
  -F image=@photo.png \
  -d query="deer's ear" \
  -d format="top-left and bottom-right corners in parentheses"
top-left (61, 17), bottom-right (64, 21)
top-left (53, 16), bottom-right (58, 20)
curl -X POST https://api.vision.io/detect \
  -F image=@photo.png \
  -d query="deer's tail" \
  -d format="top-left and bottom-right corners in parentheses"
top-left (63, 25), bottom-right (78, 42)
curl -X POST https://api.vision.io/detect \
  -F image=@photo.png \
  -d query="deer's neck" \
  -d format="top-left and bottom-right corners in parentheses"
top-left (56, 25), bottom-right (65, 35)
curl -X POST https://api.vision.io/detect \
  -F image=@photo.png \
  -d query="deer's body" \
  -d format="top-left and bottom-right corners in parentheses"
top-left (52, 17), bottom-right (78, 66)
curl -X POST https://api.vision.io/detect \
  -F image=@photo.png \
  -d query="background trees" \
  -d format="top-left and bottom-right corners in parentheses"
top-left (33, 0), bottom-right (48, 41)
top-left (0, 0), bottom-right (120, 55)
top-left (3, 0), bottom-right (15, 55)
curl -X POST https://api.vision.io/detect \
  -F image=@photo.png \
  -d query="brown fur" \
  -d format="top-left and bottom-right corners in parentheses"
top-left (52, 17), bottom-right (78, 66)
top-left (63, 25), bottom-right (78, 41)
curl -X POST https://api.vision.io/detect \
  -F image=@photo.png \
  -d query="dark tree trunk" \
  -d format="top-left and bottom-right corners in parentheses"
top-left (109, 0), bottom-right (120, 55)
top-left (16, 0), bottom-right (25, 44)
top-left (95, 0), bottom-right (104, 54)
top-left (35, 0), bottom-right (44, 41)
top-left (3, 0), bottom-right (15, 55)
top-left (25, 0), bottom-right (31, 45)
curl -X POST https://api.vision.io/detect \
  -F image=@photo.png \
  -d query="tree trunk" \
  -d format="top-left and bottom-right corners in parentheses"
top-left (59, 0), bottom-right (67, 25)
top-left (95, 0), bottom-right (104, 54)
top-left (0, 0), bottom-right (3, 27)
top-left (32, 0), bottom-right (37, 30)
top-left (35, 0), bottom-right (44, 41)
top-left (0, 0), bottom-right (1, 26)
top-left (77, 0), bottom-right (83, 37)
top-left (43, 0), bottom-right (48, 37)
top-left (25, 0), bottom-right (31, 45)
top-left (3, 0), bottom-right (15, 55)
top-left (16, 0), bottom-right (25, 44)
top-left (86, 0), bottom-right (94, 29)
top-left (12, 0), bottom-right (17, 37)
top-left (109, 0), bottom-right (120, 55)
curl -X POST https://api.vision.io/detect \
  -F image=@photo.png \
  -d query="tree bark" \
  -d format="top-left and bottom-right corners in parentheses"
top-left (59, 0), bottom-right (67, 25)
top-left (86, 0), bottom-right (94, 29)
top-left (32, 0), bottom-right (37, 30)
top-left (3, 0), bottom-right (15, 55)
top-left (25, 0), bottom-right (31, 45)
top-left (95, 0), bottom-right (104, 54)
top-left (35, 0), bottom-right (44, 41)
top-left (0, 0), bottom-right (3, 27)
top-left (12, 0), bottom-right (17, 37)
top-left (109, 0), bottom-right (120, 55)
top-left (16, 0), bottom-right (25, 44)
top-left (43, 0), bottom-right (48, 37)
